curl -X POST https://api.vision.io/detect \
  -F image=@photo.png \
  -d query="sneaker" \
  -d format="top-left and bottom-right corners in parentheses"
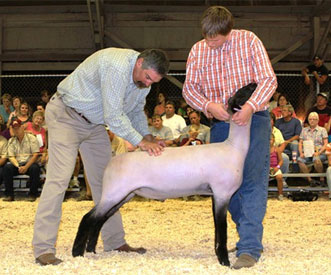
top-left (232, 254), bottom-right (257, 269)
top-left (26, 195), bottom-right (37, 202)
top-left (69, 179), bottom-right (80, 188)
top-left (309, 179), bottom-right (320, 187)
top-left (278, 194), bottom-right (284, 201)
top-left (282, 181), bottom-right (288, 188)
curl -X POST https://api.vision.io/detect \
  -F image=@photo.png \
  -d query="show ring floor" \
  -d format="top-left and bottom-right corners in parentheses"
top-left (0, 196), bottom-right (330, 274)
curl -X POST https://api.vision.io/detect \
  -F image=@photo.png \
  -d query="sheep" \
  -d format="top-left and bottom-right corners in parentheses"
top-left (72, 83), bottom-right (257, 267)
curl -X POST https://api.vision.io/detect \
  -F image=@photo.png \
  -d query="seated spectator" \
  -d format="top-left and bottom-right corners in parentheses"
top-left (0, 93), bottom-right (14, 124)
top-left (269, 134), bottom-right (284, 201)
top-left (8, 102), bottom-right (32, 137)
top-left (149, 114), bottom-right (174, 146)
top-left (36, 101), bottom-right (46, 113)
top-left (268, 89), bottom-right (281, 112)
top-left (180, 124), bottom-right (203, 146)
top-left (177, 98), bottom-right (188, 117)
top-left (40, 89), bottom-right (51, 104)
top-left (0, 135), bottom-right (8, 187)
top-left (305, 93), bottom-right (331, 138)
top-left (275, 104), bottom-right (302, 162)
top-left (302, 55), bottom-right (328, 87)
top-left (25, 111), bottom-right (47, 167)
top-left (7, 96), bottom-right (22, 126)
top-left (108, 129), bottom-right (137, 155)
top-left (180, 110), bottom-right (210, 144)
top-left (154, 92), bottom-right (167, 116)
top-left (162, 101), bottom-right (187, 142)
top-left (270, 112), bottom-right (289, 187)
top-left (298, 112), bottom-right (328, 187)
top-left (144, 106), bottom-right (153, 127)
top-left (271, 93), bottom-right (297, 119)
top-left (2, 118), bottom-right (40, 201)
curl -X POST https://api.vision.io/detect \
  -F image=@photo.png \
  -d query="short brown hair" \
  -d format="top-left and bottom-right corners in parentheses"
top-left (201, 6), bottom-right (234, 37)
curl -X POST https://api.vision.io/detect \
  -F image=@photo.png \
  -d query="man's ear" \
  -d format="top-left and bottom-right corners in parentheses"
top-left (136, 58), bottom-right (143, 68)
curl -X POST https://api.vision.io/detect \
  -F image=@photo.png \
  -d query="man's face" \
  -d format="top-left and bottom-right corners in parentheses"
top-left (205, 34), bottom-right (228, 50)
top-left (152, 118), bottom-right (162, 129)
top-left (12, 125), bottom-right (24, 136)
top-left (313, 58), bottom-right (322, 68)
top-left (316, 95), bottom-right (327, 107)
top-left (165, 104), bottom-right (175, 117)
top-left (281, 107), bottom-right (291, 119)
top-left (133, 58), bottom-right (163, 89)
top-left (189, 113), bottom-right (200, 125)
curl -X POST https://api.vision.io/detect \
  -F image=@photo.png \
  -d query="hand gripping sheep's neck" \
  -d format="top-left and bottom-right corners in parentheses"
top-left (72, 83), bottom-right (256, 267)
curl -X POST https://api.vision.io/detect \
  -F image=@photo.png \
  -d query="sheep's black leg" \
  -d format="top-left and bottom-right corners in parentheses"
top-left (72, 207), bottom-right (98, 257)
top-left (73, 193), bottom-right (134, 257)
top-left (212, 196), bottom-right (230, 266)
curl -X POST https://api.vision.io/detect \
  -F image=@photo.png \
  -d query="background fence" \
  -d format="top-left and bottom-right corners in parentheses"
top-left (0, 72), bottom-right (330, 122)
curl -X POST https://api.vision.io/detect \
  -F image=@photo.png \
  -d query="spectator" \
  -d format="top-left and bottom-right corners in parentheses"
top-left (0, 93), bottom-right (14, 124)
top-left (162, 100), bottom-right (187, 141)
top-left (0, 114), bottom-right (10, 140)
top-left (269, 134), bottom-right (284, 200)
top-left (306, 93), bottom-right (331, 138)
top-left (180, 110), bottom-right (210, 144)
top-left (9, 102), bottom-right (32, 137)
top-left (2, 118), bottom-right (40, 202)
top-left (271, 93), bottom-right (297, 119)
top-left (298, 112), bottom-right (328, 187)
top-left (268, 89), bottom-right (281, 112)
top-left (275, 104), bottom-right (302, 163)
top-left (7, 96), bottom-right (22, 126)
top-left (270, 112), bottom-right (289, 187)
top-left (154, 92), bottom-right (167, 116)
top-left (144, 106), bottom-right (153, 127)
top-left (177, 98), bottom-right (188, 117)
top-left (149, 114), bottom-right (174, 146)
top-left (302, 55), bottom-right (328, 88)
top-left (36, 101), bottom-right (46, 113)
top-left (180, 124), bottom-right (203, 146)
top-left (40, 90), bottom-right (51, 104)
top-left (0, 135), bottom-right (8, 188)
top-left (25, 111), bottom-right (47, 166)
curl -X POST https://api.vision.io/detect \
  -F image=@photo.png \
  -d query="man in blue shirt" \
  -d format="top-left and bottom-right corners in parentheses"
top-left (32, 48), bottom-right (169, 265)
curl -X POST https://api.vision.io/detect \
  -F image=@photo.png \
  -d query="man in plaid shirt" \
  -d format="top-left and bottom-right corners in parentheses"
top-left (183, 6), bottom-right (277, 269)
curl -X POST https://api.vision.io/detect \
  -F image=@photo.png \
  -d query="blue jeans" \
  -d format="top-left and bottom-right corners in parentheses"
top-left (210, 110), bottom-right (270, 261)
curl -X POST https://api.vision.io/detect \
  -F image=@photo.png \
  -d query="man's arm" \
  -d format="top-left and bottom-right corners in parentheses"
top-left (19, 153), bottom-right (38, 174)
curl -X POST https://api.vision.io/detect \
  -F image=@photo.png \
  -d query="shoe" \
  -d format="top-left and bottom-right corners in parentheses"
top-left (232, 254), bottom-right (257, 269)
top-left (26, 195), bottom-right (37, 202)
top-left (228, 247), bottom-right (237, 253)
top-left (35, 253), bottom-right (63, 266)
top-left (3, 196), bottom-right (14, 202)
top-left (69, 179), bottom-right (80, 188)
top-left (282, 181), bottom-right (288, 188)
top-left (278, 194), bottom-right (284, 201)
top-left (115, 244), bottom-right (147, 254)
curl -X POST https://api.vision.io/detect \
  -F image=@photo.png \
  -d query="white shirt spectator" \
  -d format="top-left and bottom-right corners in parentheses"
top-left (162, 114), bottom-right (186, 139)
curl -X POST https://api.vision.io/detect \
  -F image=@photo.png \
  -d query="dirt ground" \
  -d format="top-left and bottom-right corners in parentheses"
top-left (0, 195), bottom-right (330, 275)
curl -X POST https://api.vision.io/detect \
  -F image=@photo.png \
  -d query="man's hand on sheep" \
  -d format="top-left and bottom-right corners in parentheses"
top-left (206, 102), bottom-right (230, 121)
top-left (138, 135), bottom-right (165, 156)
top-left (232, 103), bottom-right (253, 126)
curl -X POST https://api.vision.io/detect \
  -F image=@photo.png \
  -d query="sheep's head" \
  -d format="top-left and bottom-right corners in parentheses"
top-left (227, 83), bottom-right (257, 114)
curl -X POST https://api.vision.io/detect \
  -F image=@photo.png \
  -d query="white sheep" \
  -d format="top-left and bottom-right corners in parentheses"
top-left (72, 83), bottom-right (257, 266)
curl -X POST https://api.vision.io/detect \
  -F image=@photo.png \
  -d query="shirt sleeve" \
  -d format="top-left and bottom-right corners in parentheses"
top-left (29, 135), bottom-right (41, 154)
top-left (182, 46), bottom-right (212, 115)
top-left (100, 59), bottom-right (145, 146)
top-left (246, 34), bottom-right (278, 112)
top-left (295, 119), bottom-right (303, 136)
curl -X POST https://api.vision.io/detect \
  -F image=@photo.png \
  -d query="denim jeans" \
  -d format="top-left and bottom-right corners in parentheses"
top-left (210, 110), bottom-right (270, 261)
top-left (326, 167), bottom-right (331, 199)
top-left (281, 153), bottom-right (289, 181)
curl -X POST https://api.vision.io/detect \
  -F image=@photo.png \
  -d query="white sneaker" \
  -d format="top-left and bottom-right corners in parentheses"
top-left (69, 179), bottom-right (80, 188)
top-left (278, 194), bottom-right (284, 201)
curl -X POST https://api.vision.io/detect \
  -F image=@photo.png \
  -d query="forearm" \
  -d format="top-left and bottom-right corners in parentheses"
top-left (24, 154), bottom-right (38, 169)
top-left (9, 157), bottom-right (19, 167)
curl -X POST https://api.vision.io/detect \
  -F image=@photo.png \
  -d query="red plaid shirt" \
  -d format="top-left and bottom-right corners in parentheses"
top-left (183, 30), bottom-right (277, 115)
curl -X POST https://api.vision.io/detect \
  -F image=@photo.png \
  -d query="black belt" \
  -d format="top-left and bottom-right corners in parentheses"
top-left (54, 91), bottom-right (91, 123)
